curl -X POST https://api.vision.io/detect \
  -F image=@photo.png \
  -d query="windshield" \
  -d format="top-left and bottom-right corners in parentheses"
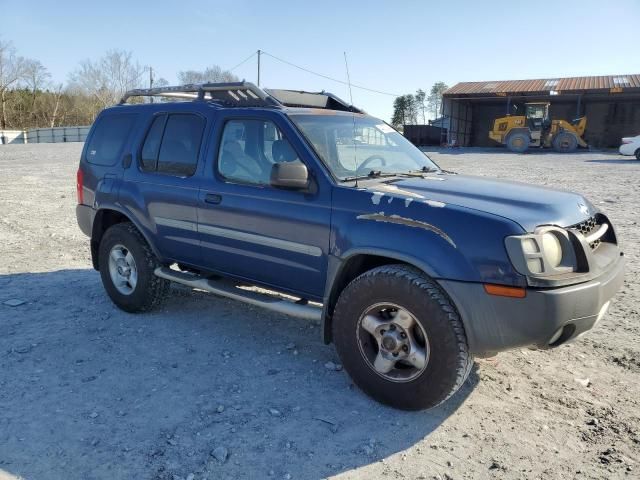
top-left (288, 114), bottom-right (439, 180)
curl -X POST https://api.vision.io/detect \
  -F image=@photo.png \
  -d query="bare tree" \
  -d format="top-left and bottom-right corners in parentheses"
top-left (69, 49), bottom-right (147, 109)
top-left (47, 83), bottom-right (64, 127)
top-left (154, 77), bottom-right (170, 88)
top-left (177, 66), bottom-right (238, 85)
top-left (23, 59), bottom-right (51, 122)
top-left (0, 40), bottom-right (27, 129)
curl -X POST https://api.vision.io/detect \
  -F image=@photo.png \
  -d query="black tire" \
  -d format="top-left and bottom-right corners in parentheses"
top-left (332, 264), bottom-right (473, 410)
top-left (98, 222), bottom-right (169, 313)
top-left (505, 131), bottom-right (530, 153)
top-left (553, 132), bottom-right (578, 152)
top-left (635, 148), bottom-right (640, 161)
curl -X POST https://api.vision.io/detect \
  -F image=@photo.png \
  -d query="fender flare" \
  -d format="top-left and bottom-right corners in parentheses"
top-left (91, 204), bottom-right (165, 265)
top-left (320, 247), bottom-right (442, 344)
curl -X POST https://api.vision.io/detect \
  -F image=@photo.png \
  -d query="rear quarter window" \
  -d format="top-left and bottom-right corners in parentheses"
top-left (85, 114), bottom-right (137, 166)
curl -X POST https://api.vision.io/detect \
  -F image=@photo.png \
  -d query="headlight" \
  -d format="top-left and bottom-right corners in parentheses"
top-left (505, 227), bottom-right (577, 277)
top-left (541, 232), bottom-right (562, 267)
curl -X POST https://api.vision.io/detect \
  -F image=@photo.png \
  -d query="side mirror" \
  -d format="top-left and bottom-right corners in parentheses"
top-left (270, 161), bottom-right (309, 190)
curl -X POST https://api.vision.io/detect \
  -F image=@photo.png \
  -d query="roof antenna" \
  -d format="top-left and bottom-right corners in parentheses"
top-left (344, 51), bottom-right (358, 187)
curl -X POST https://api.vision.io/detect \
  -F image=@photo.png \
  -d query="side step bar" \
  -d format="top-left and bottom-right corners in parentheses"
top-left (154, 267), bottom-right (322, 322)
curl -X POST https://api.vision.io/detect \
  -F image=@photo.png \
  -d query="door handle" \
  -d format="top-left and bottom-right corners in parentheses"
top-left (204, 193), bottom-right (222, 204)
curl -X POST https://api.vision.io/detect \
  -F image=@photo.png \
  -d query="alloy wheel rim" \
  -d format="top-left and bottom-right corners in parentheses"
top-left (108, 244), bottom-right (138, 295)
top-left (356, 302), bottom-right (429, 382)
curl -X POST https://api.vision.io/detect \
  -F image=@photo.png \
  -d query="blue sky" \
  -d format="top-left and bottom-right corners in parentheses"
top-left (2, 0), bottom-right (639, 121)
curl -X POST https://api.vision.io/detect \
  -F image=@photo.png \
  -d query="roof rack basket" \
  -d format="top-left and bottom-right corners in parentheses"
top-left (119, 82), bottom-right (362, 112)
top-left (265, 89), bottom-right (363, 113)
top-left (119, 82), bottom-right (281, 107)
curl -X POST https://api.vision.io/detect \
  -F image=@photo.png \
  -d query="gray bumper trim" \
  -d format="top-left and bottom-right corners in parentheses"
top-left (76, 204), bottom-right (94, 237)
top-left (439, 253), bottom-right (625, 356)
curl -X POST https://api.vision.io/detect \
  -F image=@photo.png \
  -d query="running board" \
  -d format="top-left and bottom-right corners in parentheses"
top-left (154, 267), bottom-right (322, 322)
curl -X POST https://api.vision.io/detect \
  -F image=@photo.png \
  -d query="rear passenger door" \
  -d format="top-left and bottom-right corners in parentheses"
top-left (122, 111), bottom-right (207, 266)
top-left (197, 112), bottom-right (332, 299)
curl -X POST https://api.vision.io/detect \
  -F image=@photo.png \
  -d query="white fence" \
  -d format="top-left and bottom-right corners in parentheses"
top-left (0, 130), bottom-right (27, 144)
top-left (0, 126), bottom-right (90, 145)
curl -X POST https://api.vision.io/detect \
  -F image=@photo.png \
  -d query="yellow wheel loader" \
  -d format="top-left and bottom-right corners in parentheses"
top-left (489, 102), bottom-right (587, 153)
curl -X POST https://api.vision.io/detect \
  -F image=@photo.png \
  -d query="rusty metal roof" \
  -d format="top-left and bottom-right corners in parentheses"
top-left (444, 74), bottom-right (640, 96)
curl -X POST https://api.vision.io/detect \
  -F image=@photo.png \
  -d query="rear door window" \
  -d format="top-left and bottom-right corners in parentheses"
top-left (85, 114), bottom-right (137, 166)
top-left (157, 114), bottom-right (205, 177)
top-left (139, 113), bottom-right (205, 177)
top-left (140, 115), bottom-right (167, 172)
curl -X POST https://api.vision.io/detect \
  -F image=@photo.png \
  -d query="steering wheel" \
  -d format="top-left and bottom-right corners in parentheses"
top-left (356, 155), bottom-right (387, 174)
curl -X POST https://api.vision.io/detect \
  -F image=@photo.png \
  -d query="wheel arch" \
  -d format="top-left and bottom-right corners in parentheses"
top-left (91, 207), bottom-right (162, 270)
top-left (321, 249), bottom-right (439, 344)
top-left (505, 127), bottom-right (531, 138)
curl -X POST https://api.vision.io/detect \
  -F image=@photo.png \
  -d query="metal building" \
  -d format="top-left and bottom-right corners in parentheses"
top-left (442, 74), bottom-right (640, 148)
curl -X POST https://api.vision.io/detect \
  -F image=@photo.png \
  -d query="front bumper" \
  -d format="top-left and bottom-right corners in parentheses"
top-left (440, 253), bottom-right (625, 356)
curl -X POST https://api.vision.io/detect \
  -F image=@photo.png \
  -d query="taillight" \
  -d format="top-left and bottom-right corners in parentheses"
top-left (76, 168), bottom-right (84, 204)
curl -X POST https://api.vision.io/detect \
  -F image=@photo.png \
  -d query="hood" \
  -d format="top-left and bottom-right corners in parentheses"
top-left (365, 174), bottom-right (595, 232)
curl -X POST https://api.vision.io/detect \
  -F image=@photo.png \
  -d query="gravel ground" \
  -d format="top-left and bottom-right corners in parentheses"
top-left (0, 143), bottom-right (638, 480)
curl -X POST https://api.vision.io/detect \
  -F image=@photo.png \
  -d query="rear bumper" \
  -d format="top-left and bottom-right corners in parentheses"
top-left (76, 204), bottom-right (95, 237)
top-left (440, 253), bottom-right (625, 356)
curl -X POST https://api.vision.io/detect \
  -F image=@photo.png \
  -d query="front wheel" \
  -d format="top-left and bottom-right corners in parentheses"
top-left (506, 131), bottom-right (530, 153)
top-left (635, 148), bottom-right (640, 161)
top-left (98, 222), bottom-right (169, 313)
top-left (553, 132), bottom-right (578, 152)
top-left (332, 265), bottom-right (473, 410)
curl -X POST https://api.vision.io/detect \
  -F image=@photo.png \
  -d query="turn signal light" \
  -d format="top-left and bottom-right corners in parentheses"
top-left (483, 284), bottom-right (526, 298)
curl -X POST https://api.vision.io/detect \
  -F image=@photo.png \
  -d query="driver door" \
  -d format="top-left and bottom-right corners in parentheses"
top-left (197, 112), bottom-right (332, 299)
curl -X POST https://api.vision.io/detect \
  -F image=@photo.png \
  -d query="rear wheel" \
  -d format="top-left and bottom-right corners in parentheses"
top-left (506, 131), bottom-right (530, 153)
top-left (332, 265), bottom-right (473, 410)
top-left (98, 222), bottom-right (169, 313)
top-left (553, 132), bottom-right (578, 152)
top-left (635, 148), bottom-right (640, 160)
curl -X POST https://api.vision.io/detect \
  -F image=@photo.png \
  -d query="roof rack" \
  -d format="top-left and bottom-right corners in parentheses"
top-left (119, 82), bottom-right (281, 107)
top-left (119, 82), bottom-right (363, 112)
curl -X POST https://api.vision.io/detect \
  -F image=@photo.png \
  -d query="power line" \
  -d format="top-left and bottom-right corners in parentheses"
top-left (228, 51), bottom-right (257, 72)
top-left (261, 51), bottom-right (401, 97)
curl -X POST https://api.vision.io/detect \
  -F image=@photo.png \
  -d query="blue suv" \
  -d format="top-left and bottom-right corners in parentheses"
top-left (76, 83), bottom-right (624, 410)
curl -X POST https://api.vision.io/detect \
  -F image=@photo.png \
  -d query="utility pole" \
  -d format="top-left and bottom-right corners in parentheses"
top-left (257, 49), bottom-right (261, 87)
top-left (149, 66), bottom-right (154, 103)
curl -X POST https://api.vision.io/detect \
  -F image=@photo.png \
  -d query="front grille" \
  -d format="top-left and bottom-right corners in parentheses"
top-left (573, 216), bottom-right (597, 236)
top-left (569, 216), bottom-right (602, 249)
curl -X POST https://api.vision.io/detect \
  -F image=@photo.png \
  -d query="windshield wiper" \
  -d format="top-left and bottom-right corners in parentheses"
top-left (340, 170), bottom-right (400, 182)
top-left (410, 166), bottom-right (440, 174)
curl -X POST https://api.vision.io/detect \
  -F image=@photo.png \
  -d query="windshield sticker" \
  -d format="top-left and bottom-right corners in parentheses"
top-left (375, 123), bottom-right (395, 134)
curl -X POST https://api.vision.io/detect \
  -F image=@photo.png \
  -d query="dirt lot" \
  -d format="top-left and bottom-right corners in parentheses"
top-left (0, 144), bottom-right (638, 480)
